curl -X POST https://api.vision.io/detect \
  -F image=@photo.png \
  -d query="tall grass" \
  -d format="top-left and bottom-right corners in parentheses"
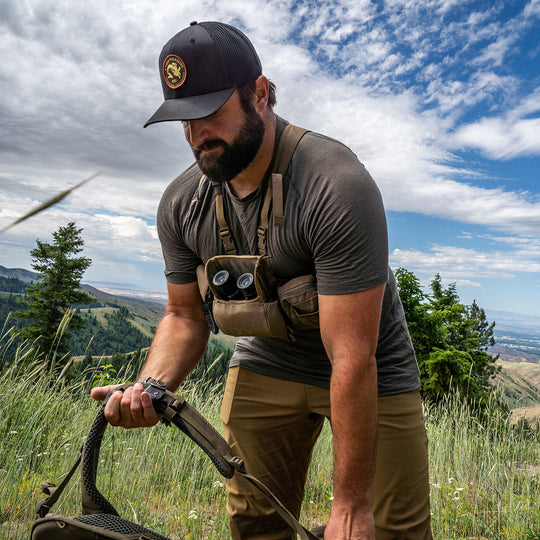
top-left (1, 331), bottom-right (538, 539)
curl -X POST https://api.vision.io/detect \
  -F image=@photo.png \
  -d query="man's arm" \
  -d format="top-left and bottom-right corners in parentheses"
top-left (318, 285), bottom-right (384, 540)
top-left (90, 281), bottom-right (210, 428)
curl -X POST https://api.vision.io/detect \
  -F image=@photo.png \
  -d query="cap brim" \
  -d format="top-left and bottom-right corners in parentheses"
top-left (143, 87), bottom-right (236, 127)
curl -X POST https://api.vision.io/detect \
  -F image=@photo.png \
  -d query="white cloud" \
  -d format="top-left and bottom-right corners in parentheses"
top-left (451, 86), bottom-right (540, 161)
top-left (524, 0), bottom-right (540, 18)
top-left (473, 35), bottom-right (514, 67)
top-left (453, 116), bottom-right (540, 160)
top-left (1, 0), bottom-right (539, 298)
top-left (391, 239), bottom-right (540, 279)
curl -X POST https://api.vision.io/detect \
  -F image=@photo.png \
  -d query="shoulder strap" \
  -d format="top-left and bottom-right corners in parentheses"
top-left (213, 123), bottom-right (309, 255)
top-left (148, 382), bottom-right (320, 540)
top-left (35, 453), bottom-right (82, 518)
top-left (35, 382), bottom-right (320, 540)
top-left (211, 178), bottom-right (237, 255)
top-left (268, 124), bottom-right (308, 228)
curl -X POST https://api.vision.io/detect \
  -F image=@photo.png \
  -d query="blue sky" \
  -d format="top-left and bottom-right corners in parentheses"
top-left (0, 0), bottom-right (539, 317)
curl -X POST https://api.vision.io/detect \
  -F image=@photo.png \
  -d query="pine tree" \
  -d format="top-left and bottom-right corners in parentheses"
top-left (14, 222), bottom-right (92, 365)
top-left (395, 268), bottom-right (500, 410)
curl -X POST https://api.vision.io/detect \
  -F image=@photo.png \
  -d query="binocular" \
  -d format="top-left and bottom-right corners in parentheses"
top-left (212, 270), bottom-right (257, 300)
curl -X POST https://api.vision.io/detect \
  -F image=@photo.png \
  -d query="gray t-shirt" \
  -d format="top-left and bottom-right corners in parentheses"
top-left (157, 117), bottom-right (420, 396)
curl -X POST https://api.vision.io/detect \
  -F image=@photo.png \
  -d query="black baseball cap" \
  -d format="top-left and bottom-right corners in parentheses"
top-left (144, 21), bottom-right (262, 127)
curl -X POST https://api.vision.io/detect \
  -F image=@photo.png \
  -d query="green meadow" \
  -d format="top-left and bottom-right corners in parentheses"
top-left (1, 335), bottom-right (538, 539)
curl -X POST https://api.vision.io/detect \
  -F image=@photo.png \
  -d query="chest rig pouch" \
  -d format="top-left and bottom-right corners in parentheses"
top-left (197, 124), bottom-right (319, 341)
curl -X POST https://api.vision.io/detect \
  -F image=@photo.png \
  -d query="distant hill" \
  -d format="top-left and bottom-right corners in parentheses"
top-left (0, 265), bottom-right (37, 282)
top-left (80, 284), bottom-right (165, 333)
top-left (0, 267), bottom-right (166, 335)
top-left (494, 361), bottom-right (540, 409)
top-left (0, 268), bottom-right (537, 414)
top-left (0, 271), bottom-right (165, 356)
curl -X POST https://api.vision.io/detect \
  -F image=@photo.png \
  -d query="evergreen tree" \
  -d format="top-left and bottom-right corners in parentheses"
top-left (14, 222), bottom-right (92, 365)
top-left (395, 268), bottom-right (500, 410)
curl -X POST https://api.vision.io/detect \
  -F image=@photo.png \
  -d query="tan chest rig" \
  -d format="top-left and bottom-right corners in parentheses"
top-left (196, 124), bottom-right (319, 341)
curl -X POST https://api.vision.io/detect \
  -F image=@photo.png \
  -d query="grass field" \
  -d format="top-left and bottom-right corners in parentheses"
top-left (1, 339), bottom-right (539, 539)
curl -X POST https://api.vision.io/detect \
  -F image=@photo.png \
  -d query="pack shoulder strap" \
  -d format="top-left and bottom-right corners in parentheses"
top-left (35, 382), bottom-right (320, 540)
top-left (270, 124), bottom-right (308, 227)
top-left (212, 123), bottom-right (309, 255)
top-left (151, 383), bottom-right (320, 540)
top-left (212, 180), bottom-right (237, 255)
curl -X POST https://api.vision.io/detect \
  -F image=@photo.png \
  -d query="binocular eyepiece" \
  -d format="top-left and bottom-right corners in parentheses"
top-left (212, 270), bottom-right (257, 300)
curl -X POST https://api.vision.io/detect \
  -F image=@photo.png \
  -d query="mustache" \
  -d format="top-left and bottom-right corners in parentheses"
top-left (192, 139), bottom-right (227, 153)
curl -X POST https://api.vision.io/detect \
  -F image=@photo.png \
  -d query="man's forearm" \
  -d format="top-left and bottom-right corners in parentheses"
top-left (330, 356), bottom-right (378, 511)
top-left (138, 310), bottom-right (210, 391)
top-left (319, 286), bottom-right (384, 539)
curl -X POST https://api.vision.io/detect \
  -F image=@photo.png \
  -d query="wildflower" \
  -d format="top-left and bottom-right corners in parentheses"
top-left (188, 509), bottom-right (198, 520)
top-left (9, 431), bottom-right (17, 435)
top-left (213, 481), bottom-right (224, 488)
top-left (431, 483), bottom-right (441, 489)
top-left (448, 477), bottom-right (456, 484)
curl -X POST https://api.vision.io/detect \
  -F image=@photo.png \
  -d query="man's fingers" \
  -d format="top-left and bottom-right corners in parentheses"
top-left (103, 390), bottom-right (124, 426)
top-left (130, 383), bottom-right (160, 426)
top-left (90, 384), bottom-right (120, 401)
top-left (140, 390), bottom-right (161, 425)
top-left (119, 386), bottom-right (136, 427)
top-left (93, 383), bottom-right (161, 429)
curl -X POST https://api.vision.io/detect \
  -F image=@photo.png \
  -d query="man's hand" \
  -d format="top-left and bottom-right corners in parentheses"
top-left (90, 382), bottom-right (161, 428)
top-left (324, 502), bottom-right (375, 539)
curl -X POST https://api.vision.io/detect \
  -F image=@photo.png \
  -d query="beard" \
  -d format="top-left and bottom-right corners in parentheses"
top-left (192, 106), bottom-right (265, 183)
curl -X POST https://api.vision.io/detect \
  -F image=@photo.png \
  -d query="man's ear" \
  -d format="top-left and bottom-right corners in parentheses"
top-left (254, 75), bottom-right (269, 113)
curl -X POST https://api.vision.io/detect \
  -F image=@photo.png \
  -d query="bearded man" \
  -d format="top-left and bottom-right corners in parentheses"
top-left (92, 20), bottom-right (432, 540)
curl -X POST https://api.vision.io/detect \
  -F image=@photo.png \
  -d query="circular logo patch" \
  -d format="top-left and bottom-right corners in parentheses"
top-left (163, 55), bottom-right (187, 89)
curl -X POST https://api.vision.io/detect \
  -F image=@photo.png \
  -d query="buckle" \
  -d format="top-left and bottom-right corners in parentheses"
top-left (35, 498), bottom-right (51, 518)
top-left (229, 455), bottom-right (246, 473)
top-left (140, 379), bottom-right (167, 402)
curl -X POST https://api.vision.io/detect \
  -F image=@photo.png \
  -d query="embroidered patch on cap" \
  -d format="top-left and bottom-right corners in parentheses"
top-left (163, 55), bottom-right (187, 89)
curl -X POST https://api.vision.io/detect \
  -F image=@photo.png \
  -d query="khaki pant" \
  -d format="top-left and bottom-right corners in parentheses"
top-left (220, 367), bottom-right (432, 540)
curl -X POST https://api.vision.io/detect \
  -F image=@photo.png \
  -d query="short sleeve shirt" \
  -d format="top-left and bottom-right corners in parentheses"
top-left (157, 117), bottom-right (420, 395)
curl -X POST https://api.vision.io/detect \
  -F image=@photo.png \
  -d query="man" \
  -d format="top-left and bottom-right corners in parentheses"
top-left (92, 21), bottom-right (432, 540)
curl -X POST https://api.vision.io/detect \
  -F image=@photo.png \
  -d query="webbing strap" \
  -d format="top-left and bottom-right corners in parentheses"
top-left (158, 387), bottom-right (319, 540)
top-left (233, 467), bottom-right (319, 540)
top-left (271, 124), bottom-right (308, 227)
top-left (35, 453), bottom-right (82, 518)
top-left (211, 123), bottom-right (308, 256)
top-left (212, 181), bottom-right (237, 255)
top-left (34, 383), bottom-right (319, 539)
top-left (271, 173), bottom-right (284, 227)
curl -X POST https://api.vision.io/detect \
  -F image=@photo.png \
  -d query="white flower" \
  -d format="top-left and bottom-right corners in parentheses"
top-left (213, 481), bottom-right (224, 488)
top-left (188, 510), bottom-right (198, 520)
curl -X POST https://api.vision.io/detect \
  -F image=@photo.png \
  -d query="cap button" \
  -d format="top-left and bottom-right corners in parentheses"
top-left (190, 21), bottom-right (198, 26)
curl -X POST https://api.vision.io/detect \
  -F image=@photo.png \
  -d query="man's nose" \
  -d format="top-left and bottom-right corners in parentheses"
top-left (183, 119), bottom-right (209, 147)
